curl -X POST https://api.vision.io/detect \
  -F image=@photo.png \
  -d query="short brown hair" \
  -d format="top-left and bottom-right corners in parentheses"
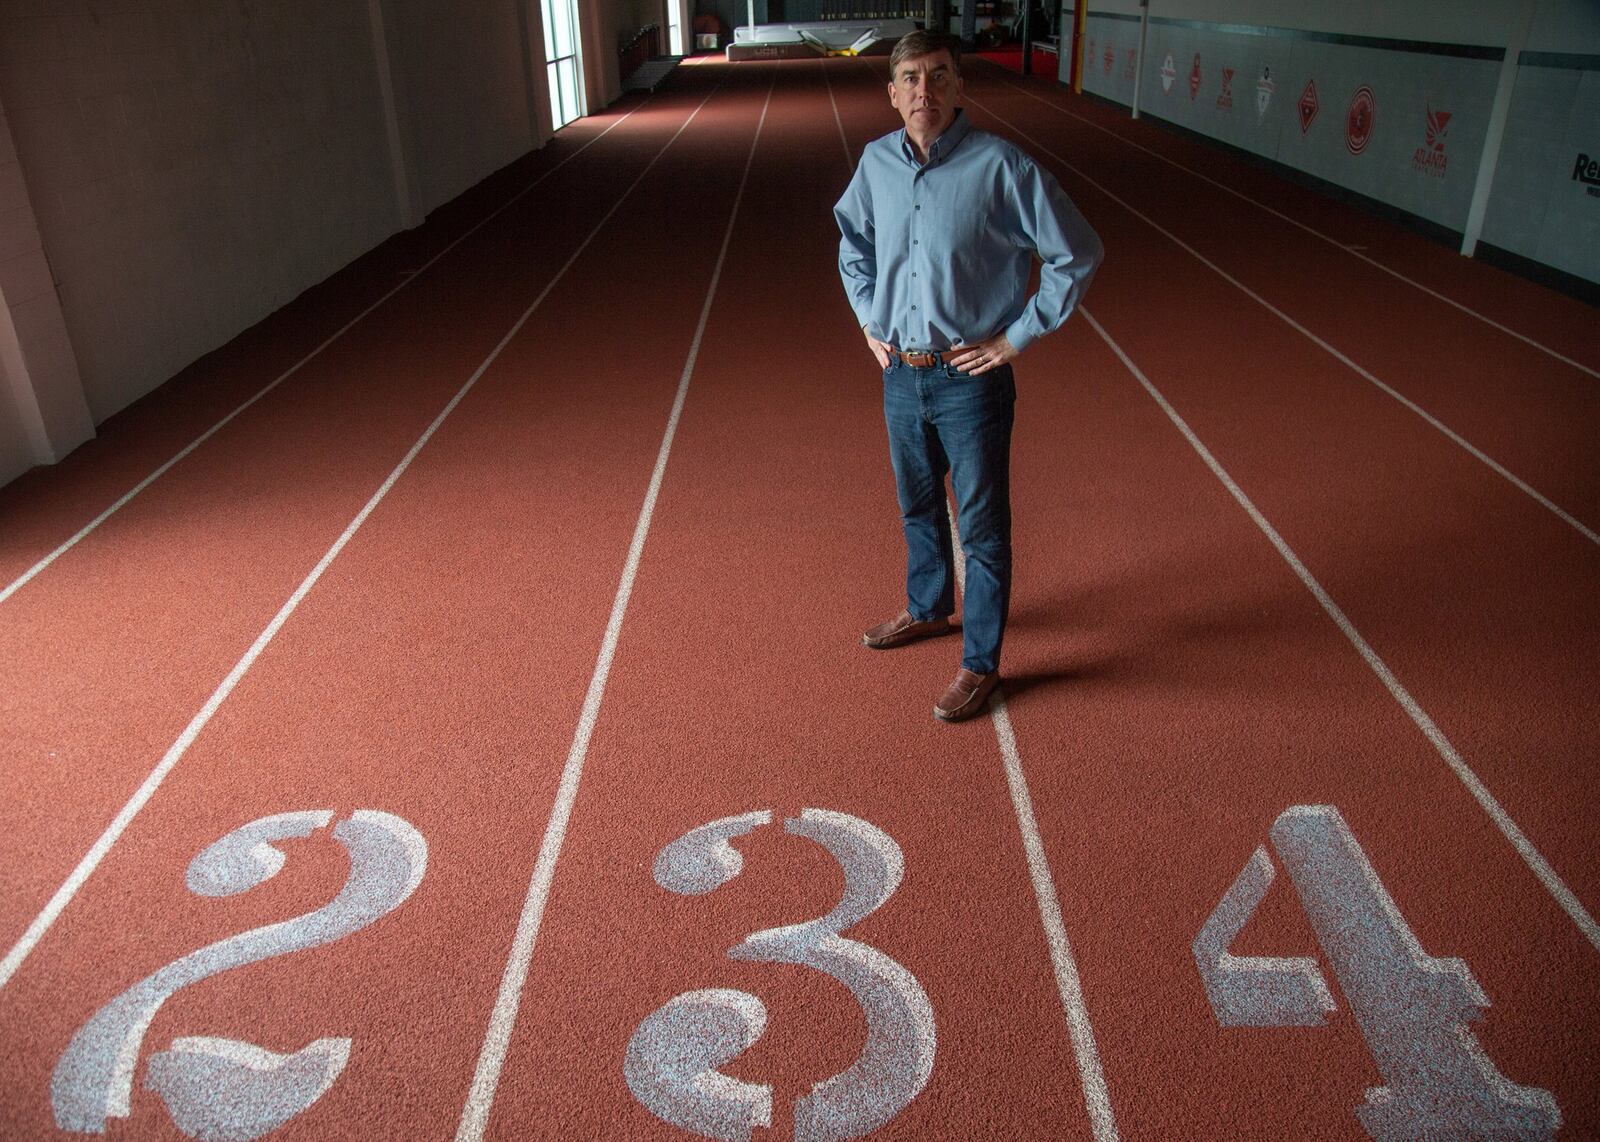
top-left (889, 31), bottom-right (961, 77)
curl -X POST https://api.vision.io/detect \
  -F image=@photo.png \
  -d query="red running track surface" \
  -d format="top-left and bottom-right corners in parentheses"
top-left (1, 56), bottom-right (1596, 1141)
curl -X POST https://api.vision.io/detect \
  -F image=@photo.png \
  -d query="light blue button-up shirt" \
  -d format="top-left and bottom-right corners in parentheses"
top-left (834, 109), bottom-right (1102, 353)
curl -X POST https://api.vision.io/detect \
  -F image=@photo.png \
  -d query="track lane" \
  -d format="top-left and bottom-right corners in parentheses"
top-left (956, 70), bottom-right (1600, 541)
top-left (0, 64), bottom-right (777, 1140)
top-left (971, 60), bottom-right (1600, 374)
top-left (826, 57), bottom-right (1600, 1137)
top-left (885, 62), bottom-right (1600, 925)
top-left (996, 302), bottom-right (1600, 1138)
top-left (477, 60), bottom-right (1105, 1139)
top-left (2, 52), bottom-right (1592, 1142)
top-left (0, 110), bottom-right (625, 592)
top-left (0, 70), bottom-right (726, 962)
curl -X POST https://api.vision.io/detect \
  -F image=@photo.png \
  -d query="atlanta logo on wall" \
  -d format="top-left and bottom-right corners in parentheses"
top-left (1217, 68), bottom-right (1234, 110)
top-left (1104, 44), bottom-right (1115, 74)
top-left (1124, 48), bottom-right (1136, 81)
top-left (1257, 66), bottom-right (1275, 122)
top-left (1189, 53), bottom-right (1202, 100)
top-left (1161, 52), bottom-right (1176, 94)
top-left (1298, 78), bottom-right (1319, 134)
top-left (1412, 103), bottom-right (1451, 176)
top-left (1346, 85), bottom-right (1376, 155)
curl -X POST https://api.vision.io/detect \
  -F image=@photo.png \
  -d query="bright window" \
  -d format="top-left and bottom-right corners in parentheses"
top-left (541, 0), bottom-right (585, 128)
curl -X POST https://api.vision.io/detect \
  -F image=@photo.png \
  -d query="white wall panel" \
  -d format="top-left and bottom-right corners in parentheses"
top-left (1082, 1), bottom-right (1599, 287)
top-left (1147, 1), bottom-right (1524, 47)
top-left (1481, 60), bottom-right (1600, 284)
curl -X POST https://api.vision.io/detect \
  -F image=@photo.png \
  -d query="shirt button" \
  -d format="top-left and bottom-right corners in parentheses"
top-left (915, 204), bottom-right (921, 210)
top-left (913, 239), bottom-right (919, 245)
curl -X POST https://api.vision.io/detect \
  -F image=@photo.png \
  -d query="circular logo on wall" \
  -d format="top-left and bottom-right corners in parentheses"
top-left (1160, 52), bottom-right (1175, 94)
top-left (1346, 85), bottom-right (1376, 155)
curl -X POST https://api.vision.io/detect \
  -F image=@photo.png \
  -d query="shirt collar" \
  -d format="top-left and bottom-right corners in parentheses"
top-left (899, 108), bottom-right (972, 168)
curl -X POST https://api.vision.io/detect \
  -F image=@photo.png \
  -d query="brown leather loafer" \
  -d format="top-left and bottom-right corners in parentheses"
top-left (934, 668), bottom-right (1000, 722)
top-left (862, 609), bottom-right (952, 650)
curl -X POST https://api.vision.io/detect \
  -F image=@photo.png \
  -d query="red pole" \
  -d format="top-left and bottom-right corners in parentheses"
top-left (1069, 0), bottom-right (1085, 92)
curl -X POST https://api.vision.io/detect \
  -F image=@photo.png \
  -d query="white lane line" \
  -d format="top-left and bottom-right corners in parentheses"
top-left (454, 74), bottom-right (778, 1142)
top-left (0, 82), bottom-right (730, 993)
top-left (972, 61), bottom-right (1600, 382)
top-left (822, 59), bottom-right (855, 173)
top-left (836, 63), bottom-right (1118, 1135)
top-left (1080, 304), bottom-right (1600, 957)
top-left (989, 696), bottom-right (1120, 1140)
top-left (963, 91), bottom-right (1600, 548)
top-left (948, 515), bottom-right (1120, 1142)
top-left (0, 92), bottom-right (674, 608)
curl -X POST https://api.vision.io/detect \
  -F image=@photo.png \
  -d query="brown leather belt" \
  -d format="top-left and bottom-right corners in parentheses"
top-left (891, 347), bottom-right (964, 368)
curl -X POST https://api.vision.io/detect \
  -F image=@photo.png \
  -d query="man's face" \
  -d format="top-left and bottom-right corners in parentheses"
top-left (887, 50), bottom-right (963, 140)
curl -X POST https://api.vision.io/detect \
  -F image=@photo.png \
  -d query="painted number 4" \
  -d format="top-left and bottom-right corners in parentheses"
top-left (1194, 804), bottom-right (1560, 1138)
top-left (625, 808), bottom-right (936, 1141)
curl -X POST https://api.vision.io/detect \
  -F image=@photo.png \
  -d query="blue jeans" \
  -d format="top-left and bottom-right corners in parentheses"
top-left (882, 360), bottom-right (1016, 674)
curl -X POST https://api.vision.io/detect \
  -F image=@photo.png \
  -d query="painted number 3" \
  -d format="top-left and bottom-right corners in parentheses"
top-left (51, 809), bottom-right (427, 1140)
top-left (625, 808), bottom-right (936, 1141)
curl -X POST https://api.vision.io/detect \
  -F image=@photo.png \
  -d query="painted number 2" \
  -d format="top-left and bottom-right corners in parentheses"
top-left (625, 808), bottom-right (935, 1141)
top-left (52, 809), bottom-right (427, 1139)
top-left (1194, 804), bottom-right (1560, 1138)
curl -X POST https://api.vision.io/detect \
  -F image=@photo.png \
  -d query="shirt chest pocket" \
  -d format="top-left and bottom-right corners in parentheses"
top-left (916, 195), bottom-right (999, 262)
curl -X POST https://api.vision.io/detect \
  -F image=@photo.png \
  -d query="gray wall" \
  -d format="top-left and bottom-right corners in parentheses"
top-left (0, 0), bottom-right (644, 488)
top-left (390, 0), bottom-right (550, 219)
top-left (0, 3), bottom-right (398, 427)
top-left (1073, 1), bottom-right (1600, 288)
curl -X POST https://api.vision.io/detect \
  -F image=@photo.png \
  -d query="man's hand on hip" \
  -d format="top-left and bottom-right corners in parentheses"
top-left (864, 324), bottom-right (893, 368)
top-left (948, 334), bottom-right (1018, 376)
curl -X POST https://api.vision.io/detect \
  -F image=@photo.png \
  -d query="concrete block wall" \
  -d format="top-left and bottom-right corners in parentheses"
top-left (0, 0), bottom-right (642, 489)
top-left (392, 0), bottom-right (548, 217)
top-left (0, 2), bottom-right (397, 428)
top-left (0, 86), bottom-right (94, 487)
top-left (583, 0), bottom-right (626, 118)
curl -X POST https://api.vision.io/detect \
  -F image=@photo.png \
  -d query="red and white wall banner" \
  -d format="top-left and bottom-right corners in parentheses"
top-left (1217, 68), bottom-right (1234, 111)
top-left (1299, 78), bottom-right (1319, 135)
top-left (1412, 103), bottom-right (1451, 177)
top-left (1256, 66), bottom-right (1276, 123)
top-left (1345, 85), bottom-right (1376, 155)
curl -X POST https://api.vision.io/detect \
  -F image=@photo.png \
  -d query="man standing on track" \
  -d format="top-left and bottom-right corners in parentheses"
top-left (834, 31), bottom-right (1102, 722)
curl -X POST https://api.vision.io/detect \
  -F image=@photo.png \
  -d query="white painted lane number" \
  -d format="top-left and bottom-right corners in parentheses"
top-left (51, 809), bottom-right (427, 1139)
top-left (1195, 805), bottom-right (1560, 1138)
top-left (626, 808), bottom-right (936, 1141)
